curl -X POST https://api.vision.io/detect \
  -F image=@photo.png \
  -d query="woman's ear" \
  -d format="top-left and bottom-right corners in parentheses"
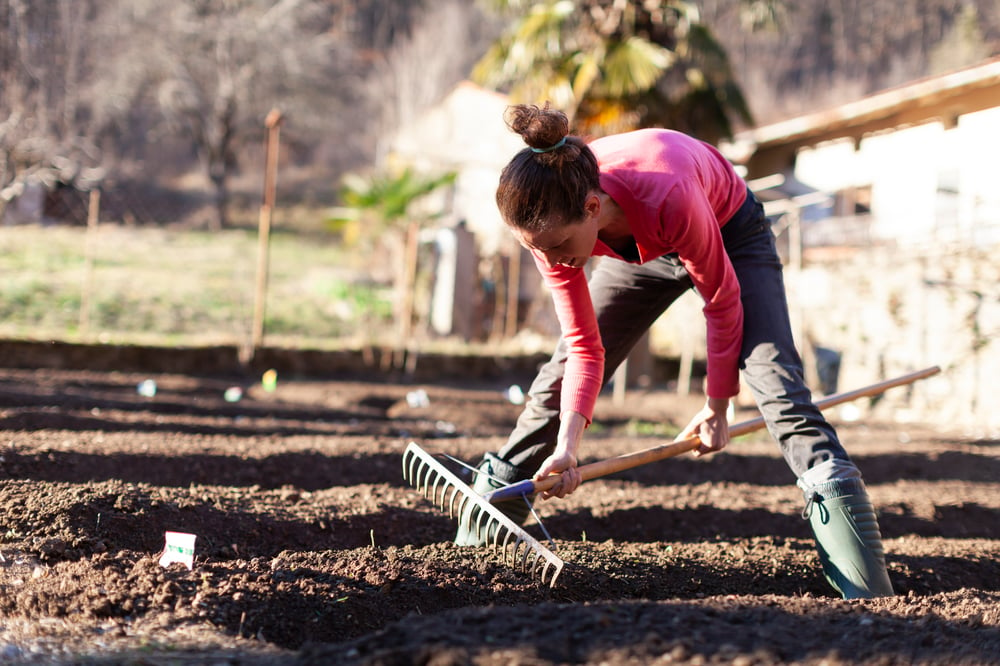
top-left (584, 192), bottom-right (602, 220)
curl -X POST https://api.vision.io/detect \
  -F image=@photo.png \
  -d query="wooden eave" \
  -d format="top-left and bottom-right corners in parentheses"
top-left (737, 57), bottom-right (1000, 177)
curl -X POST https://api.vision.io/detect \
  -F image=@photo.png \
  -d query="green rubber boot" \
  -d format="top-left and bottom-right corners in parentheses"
top-left (454, 453), bottom-right (533, 546)
top-left (804, 478), bottom-right (895, 599)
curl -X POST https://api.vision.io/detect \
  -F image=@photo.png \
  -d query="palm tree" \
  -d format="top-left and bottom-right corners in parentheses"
top-left (328, 167), bottom-right (457, 364)
top-left (474, 0), bottom-right (767, 143)
top-left (328, 167), bottom-right (458, 246)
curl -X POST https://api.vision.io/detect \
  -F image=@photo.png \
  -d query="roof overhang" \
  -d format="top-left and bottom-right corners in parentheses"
top-left (726, 57), bottom-right (1000, 177)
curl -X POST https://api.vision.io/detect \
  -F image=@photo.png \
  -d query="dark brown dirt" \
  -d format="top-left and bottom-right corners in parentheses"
top-left (0, 367), bottom-right (997, 665)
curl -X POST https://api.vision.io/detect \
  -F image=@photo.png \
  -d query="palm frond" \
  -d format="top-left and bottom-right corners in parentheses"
top-left (599, 36), bottom-right (674, 98)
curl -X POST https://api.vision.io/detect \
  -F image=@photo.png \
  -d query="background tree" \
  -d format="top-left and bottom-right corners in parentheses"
top-left (700, 0), bottom-right (999, 124)
top-left (364, 0), bottom-right (502, 165)
top-left (0, 0), bottom-right (106, 220)
top-left (5, 0), bottom-right (995, 228)
top-left (928, 3), bottom-right (991, 75)
top-left (97, 0), bottom-right (353, 229)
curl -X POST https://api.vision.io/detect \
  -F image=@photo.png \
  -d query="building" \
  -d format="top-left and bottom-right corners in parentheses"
top-left (723, 57), bottom-right (1000, 433)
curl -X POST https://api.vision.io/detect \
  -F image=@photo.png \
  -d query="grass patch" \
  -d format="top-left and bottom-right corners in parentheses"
top-left (624, 419), bottom-right (681, 438)
top-left (0, 223), bottom-right (395, 348)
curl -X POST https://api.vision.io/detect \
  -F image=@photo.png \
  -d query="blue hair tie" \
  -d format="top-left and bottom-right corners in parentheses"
top-left (531, 137), bottom-right (567, 153)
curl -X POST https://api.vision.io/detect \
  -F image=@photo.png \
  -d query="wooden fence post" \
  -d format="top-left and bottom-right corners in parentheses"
top-left (79, 189), bottom-right (101, 336)
top-left (250, 109), bottom-right (283, 363)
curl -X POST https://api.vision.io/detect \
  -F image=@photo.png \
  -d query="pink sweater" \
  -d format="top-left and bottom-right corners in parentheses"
top-left (531, 128), bottom-right (747, 421)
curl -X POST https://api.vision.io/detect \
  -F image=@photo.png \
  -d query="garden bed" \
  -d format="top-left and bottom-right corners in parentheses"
top-left (0, 367), bottom-right (996, 664)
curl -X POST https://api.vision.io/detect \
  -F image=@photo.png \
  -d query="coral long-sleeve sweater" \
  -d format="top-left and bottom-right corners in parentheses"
top-left (531, 128), bottom-right (748, 422)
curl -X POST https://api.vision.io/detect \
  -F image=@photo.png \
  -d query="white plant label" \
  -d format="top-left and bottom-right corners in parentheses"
top-left (159, 531), bottom-right (197, 570)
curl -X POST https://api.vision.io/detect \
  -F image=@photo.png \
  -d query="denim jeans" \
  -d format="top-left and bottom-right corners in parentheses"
top-left (493, 189), bottom-right (852, 484)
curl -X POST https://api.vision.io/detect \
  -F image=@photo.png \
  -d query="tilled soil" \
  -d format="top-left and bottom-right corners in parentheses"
top-left (0, 367), bottom-right (997, 665)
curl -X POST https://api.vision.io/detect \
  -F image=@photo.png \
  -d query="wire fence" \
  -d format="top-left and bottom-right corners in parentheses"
top-left (0, 184), bottom-right (551, 367)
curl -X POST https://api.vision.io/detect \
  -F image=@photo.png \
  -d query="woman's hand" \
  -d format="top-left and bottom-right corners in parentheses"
top-left (678, 397), bottom-right (731, 457)
top-left (533, 410), bottom-right (587, 499)
top-left (533, 450), bottom-right (581, 499)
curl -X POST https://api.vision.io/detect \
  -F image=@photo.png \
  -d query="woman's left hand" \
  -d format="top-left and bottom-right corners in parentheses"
top-left (533, 450), bottom-right (581, 500)
top-left (678, 397), bottom-right (731, 457)
top-left (533, 410), bottom-right (587, 499)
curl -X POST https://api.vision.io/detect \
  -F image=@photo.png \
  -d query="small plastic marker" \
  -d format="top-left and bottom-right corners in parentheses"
top-left (406, 389), bottom-right (429, 408)
top-left (262, 369), bottom-right (278, 392)
top-left (505, 385), bottom-right (525, 405)
top-left (159, 531), bottom-right (197, 570)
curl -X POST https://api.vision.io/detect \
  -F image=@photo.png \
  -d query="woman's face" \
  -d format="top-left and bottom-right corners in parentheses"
top-left (512, 194), bottom-right (601, 269)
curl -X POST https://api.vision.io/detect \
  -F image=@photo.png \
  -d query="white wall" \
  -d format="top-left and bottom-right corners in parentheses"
top-left (786, 113), bottom-right (1000, 433)
top-left (794, 108), bottom-right (1000, 247)
top-left (955, 107), bottom-right (1000, 245)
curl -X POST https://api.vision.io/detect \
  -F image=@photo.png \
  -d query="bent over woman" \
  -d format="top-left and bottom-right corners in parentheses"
top-left (456, 103), bottom-right (893, 600)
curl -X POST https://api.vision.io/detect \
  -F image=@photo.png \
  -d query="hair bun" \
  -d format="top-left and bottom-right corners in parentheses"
top-left (505, 103), bottom-right (569, 153)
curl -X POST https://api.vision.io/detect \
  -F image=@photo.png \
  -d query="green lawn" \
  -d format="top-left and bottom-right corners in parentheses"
top-left (0, 223), bottom-right (395, 349)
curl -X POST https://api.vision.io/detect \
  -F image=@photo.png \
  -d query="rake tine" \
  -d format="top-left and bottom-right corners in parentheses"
top-left (542, 561), bottom-right (560, 586)
top-left (490, 520), bottom-right (507, 548)
top-left (429, 474), bottom-right (448, 509)
top-left (542, 559), bottom-right (554, 582)
top-left (413, 458), bottom-right (429, 494)
top-left (427, 475), bottom-right (440, 507)
top-left (455, 493), bottom-right (470, 522)
top-left (402, 448), bottom-right (412, 478)
top-left (505, 536), bottom-right (518, 564)
top-left (410, 458), bottom-right (423, 492)
top-left (502, 535), bottom-right (515, 566)
top-left (430, 474), bottom-right (447, 507)
top-left (475, 511), bottom-right (491, 543)
top-left (444, 483), bottom-right (461, 518)
top-left (513, 538), bottom-right (528, 567)
top-left (521, 540), bottom-right (533, 568)
top-left (500, 527), bottom-right (515, 553)
top-left (536, 555), bottom-right (552, 582)
top-left (456, 501), bottom-right (472, 534)
top-left (527, 549), bottom-right (541, 576)
top-left (402, 451), bottom-right (413, 484)
top-left (426, 470), bottom-right (443, 506)
top-left (512, 537), bottom-right (526, 568)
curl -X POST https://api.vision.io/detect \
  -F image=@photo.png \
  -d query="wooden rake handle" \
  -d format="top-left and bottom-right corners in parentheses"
top-left (483, 365), bottom-right (940, 503)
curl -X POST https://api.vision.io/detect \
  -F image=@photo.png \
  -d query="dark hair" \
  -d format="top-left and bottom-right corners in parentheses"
top-left (496, 103), bottom-right (600, 233)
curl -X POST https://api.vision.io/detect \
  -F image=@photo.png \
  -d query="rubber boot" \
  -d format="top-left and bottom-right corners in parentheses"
top-left (454, 453), bottom-right (534, 546)
top-left (803, 477), bottom-right (895, 599)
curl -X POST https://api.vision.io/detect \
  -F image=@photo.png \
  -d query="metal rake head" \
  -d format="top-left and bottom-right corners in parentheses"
top-left (402, 441), bottom-right (564, 587)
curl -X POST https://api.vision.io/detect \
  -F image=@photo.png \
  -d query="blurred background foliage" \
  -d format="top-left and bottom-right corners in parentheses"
top-left (1, 0), bottom-right (996, 349)
top-left (472, 0), bottom-right (758, 141)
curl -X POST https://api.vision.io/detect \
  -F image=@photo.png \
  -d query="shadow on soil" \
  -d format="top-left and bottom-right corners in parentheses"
top-left (3, 450), bottom-right (408, 489)
top-left (297, 595), bottom-right (1000, 665)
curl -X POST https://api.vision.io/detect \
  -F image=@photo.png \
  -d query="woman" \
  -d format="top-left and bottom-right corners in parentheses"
top-left (456, 103), bottom-right (894, 600)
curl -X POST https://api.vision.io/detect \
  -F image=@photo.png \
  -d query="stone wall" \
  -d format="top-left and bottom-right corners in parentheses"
top-left (787, 242), bottom-right (998, 436)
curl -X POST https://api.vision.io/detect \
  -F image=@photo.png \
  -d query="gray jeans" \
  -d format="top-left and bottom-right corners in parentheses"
top-left (494, 189), bottom-right (852, 484)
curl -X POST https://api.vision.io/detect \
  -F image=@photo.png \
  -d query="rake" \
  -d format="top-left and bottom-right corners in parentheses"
top-left (402, 441), bottom-right (566, 585)
top-left (403, 365), bottom-right (940, 587)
